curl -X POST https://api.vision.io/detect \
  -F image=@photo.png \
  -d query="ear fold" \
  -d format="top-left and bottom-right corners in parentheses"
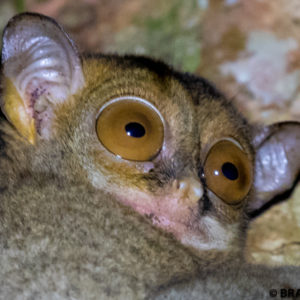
top-left (1, 13), bottom-right (84, 144)
top-left (249, 121), bottom-right (300, 211)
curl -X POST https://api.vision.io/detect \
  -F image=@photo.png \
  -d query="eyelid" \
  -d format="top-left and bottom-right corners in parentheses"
top-left (97, 95), bottom-right (165, 127)
top-left (203, 137), bottom-right (245, 161)
top-left (212, 137), bottom-right (244, 151)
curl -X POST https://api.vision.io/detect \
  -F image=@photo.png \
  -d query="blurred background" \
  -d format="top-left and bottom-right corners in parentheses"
top-left (1, 0), bottom-right (300, 265)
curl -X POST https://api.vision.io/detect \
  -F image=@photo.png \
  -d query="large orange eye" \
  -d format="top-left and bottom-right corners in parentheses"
top-left (204, 139), bottom-right (252, 204)
top-left (96, 96), bottom-right (164, 161)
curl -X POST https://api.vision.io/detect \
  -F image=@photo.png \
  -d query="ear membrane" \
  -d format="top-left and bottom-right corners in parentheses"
top-left (250, 121), bottom-right (300, 211)
top-left (1, 13), bottom-right (84, 144)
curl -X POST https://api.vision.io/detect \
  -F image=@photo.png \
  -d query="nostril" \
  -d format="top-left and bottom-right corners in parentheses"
top-left (178, 180), bottom-right (187, 190)
top-left (192, 183), bottom-right (203, 199)
top-left (173, 177), bottom-right (204, 203)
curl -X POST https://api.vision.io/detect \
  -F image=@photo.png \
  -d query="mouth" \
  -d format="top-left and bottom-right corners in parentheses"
top-left (116, 188), bottom-right (236, 252)
top-left (119, 190), bottom-right (201, 238)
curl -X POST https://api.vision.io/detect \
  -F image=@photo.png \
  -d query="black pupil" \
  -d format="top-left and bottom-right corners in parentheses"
top-left (221, 162), bottom-right (239, 181)
top-left (125, 122), bottom-right (146, 138)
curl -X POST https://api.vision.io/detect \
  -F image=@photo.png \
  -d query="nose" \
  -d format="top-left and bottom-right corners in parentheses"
top-left (172, 176), bottom-right (204, 205)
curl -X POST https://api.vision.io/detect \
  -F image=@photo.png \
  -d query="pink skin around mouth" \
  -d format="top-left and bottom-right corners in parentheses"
top-left (118, 190), bottom-right (199, 241)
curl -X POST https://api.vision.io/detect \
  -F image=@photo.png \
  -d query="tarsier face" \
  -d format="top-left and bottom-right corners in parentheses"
top-left (80, 64), bottom-right (254, 250)
top-left (1, 13), bottom-right (300, 253)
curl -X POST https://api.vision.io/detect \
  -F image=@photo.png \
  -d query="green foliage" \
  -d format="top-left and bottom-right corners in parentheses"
top-left (14, 0), bottom-right (25, 13)
top-left (108, 0), bottom-right (202, 72)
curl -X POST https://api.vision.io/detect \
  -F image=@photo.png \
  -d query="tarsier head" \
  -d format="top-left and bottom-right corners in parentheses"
top-left (1, 13), bottom-right (300, 253)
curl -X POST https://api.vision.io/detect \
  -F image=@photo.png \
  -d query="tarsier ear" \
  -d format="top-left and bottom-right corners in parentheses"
top-left (1, 13), bottom-right (84, 144)
top-left (249, 122), bottom-right (300, 211)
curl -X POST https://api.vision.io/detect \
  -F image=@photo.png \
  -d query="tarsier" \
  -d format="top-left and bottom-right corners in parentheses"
top-left (0, 12), bottom-right (299, 299)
